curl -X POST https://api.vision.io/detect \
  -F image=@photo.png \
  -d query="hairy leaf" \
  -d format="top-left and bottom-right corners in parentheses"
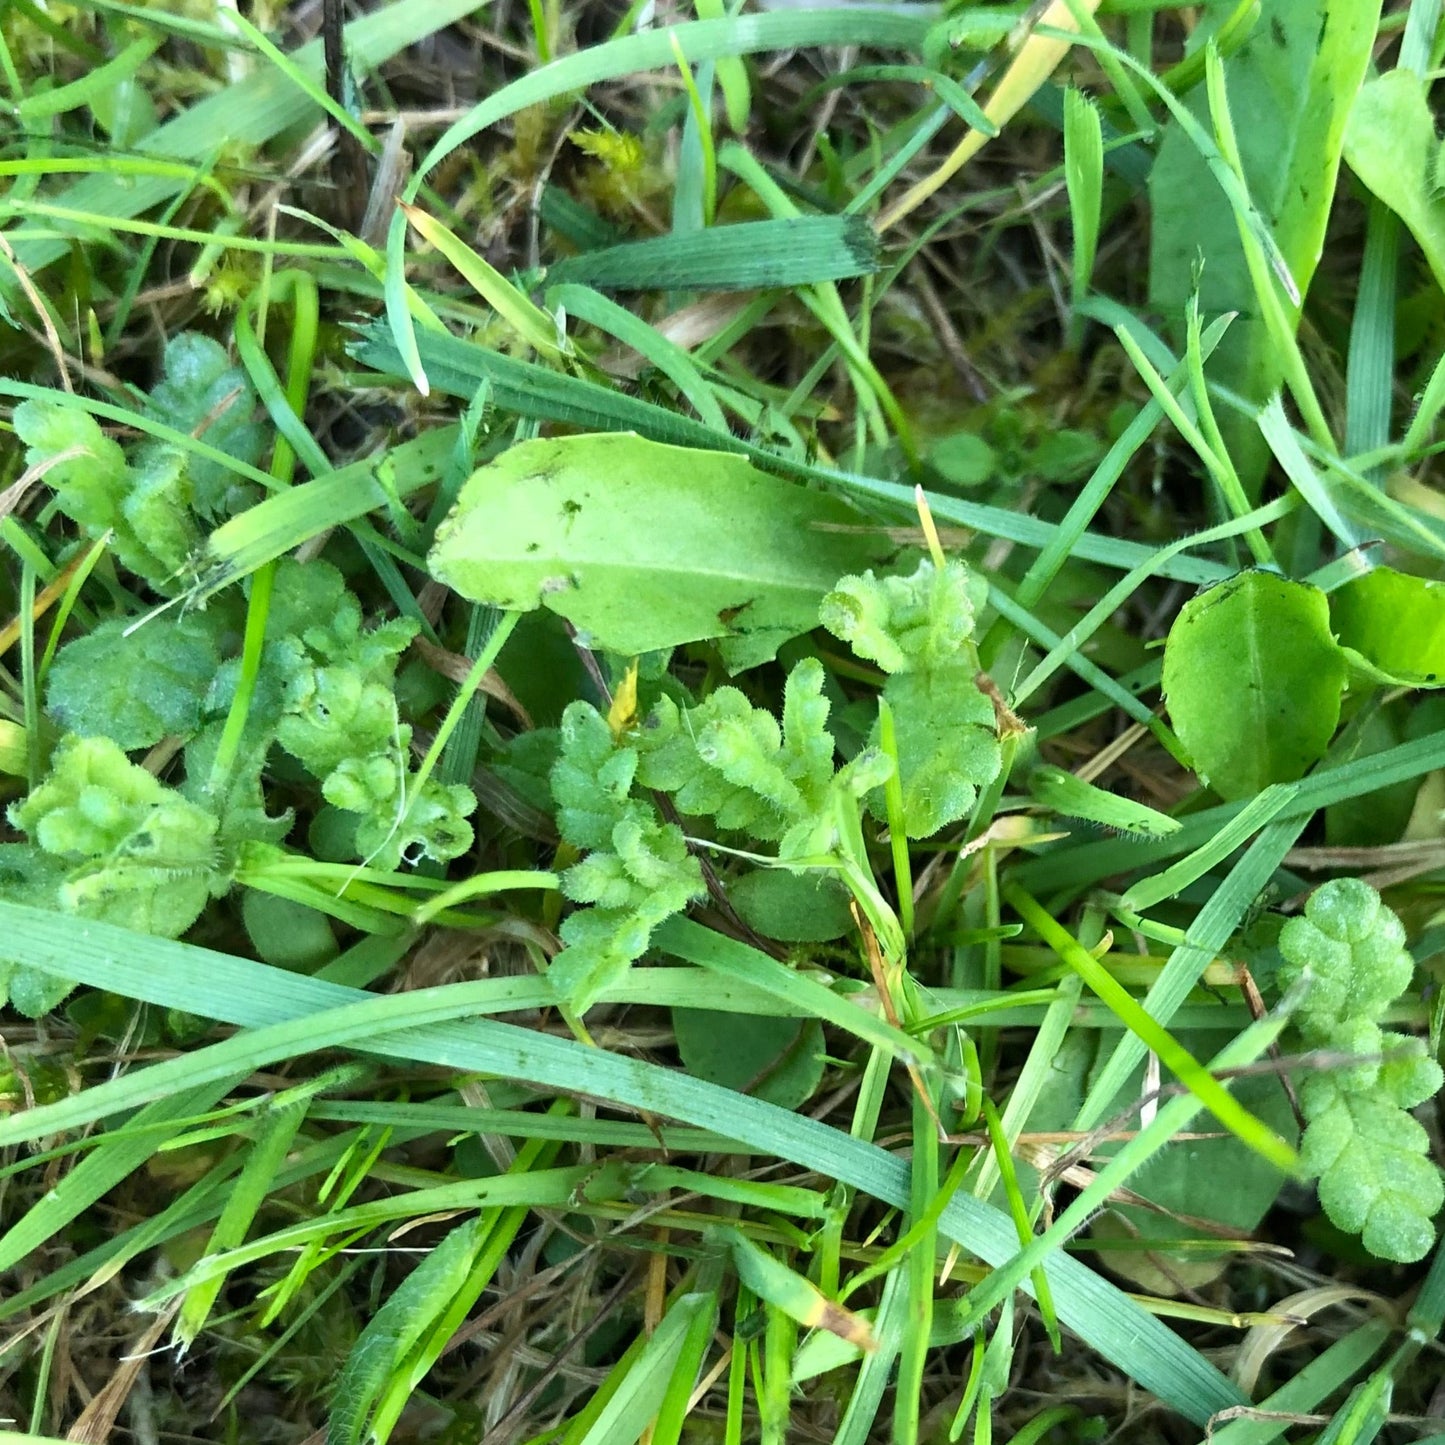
top-left (47, 614), bottom-right (228, 750)
top-left (820, 558), bottom-right (984, 674)
top-left (633, 658), bottom-right (877, 848)
top-left (549, 701), bottom-right (706, 1012)
top-left (261, 561), bottom-right (469, 868)
top-left (14, 338), bottom-right (263, 590)
top-left (354, 778), bottom-right (477, 868)
top-left (879, 668), bottom-right (999, 838)
top-left (11, 398), bottom-right (189, 586)
top-left (1301, 1084), bottom-right (1443, 1263)
top-left (1276, 876), bottom-right (1414, 1038)
top-left (182, 723), bottom-right (293, 852)
top-left (729, 870), bottom-right (853, 942)
top-left (0, 846), bottom-right (73, 1016)
top-left (820, 559), bottom-right (1000, 836)
top-left (552, 702), bottom-right (639, 851)
top-left (7, 735), bottom-right (223, 946)
top-left (11, 398), bottom-right (129, 538)
top-left (144, 333), bottom-right (266, 518)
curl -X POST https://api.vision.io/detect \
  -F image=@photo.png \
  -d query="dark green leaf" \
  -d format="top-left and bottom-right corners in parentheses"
top-left (1148, 0), bottom-right (1381, 482)
top-left (1089, 1030), bottom-right (1297, 1293)
top-left (144, 333), bottom-right (266, 517)
top-left (673, 1008), bottom-right (825, 1110)
top-left (729, 869), bottom-right (854, 942)
top-left (241, 892), bottom-right (339, 972)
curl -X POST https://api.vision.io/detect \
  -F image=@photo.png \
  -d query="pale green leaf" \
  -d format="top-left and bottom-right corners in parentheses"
top-left (1344, 69), bottom-right (1445, 296)
top-left (427, 433), bottom-right (891, 669)
top-left (1331, 565), bottom-right (1445, 688)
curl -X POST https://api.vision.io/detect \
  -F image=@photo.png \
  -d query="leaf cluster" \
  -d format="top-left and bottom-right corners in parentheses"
top-left (2, 736), bottom-right (226, 1015)
top-left (2, 340), bottom-right (490, 1015)
top-left (265, 561), bottom-right (475, 869)
top-left (1277, 878), bottom-right (1444, 1262)
top-left (545, 563), bottom-right (1010, 1012)
top-left (633, 657), bottom-right (890, 858)
top-left (548, 650), bottom-right (902, 1012)
top-left (14, 334), bottom-right (264, 591)
top-left (549, 700), bottom-right (705, 1012)
top-left (819, 558), bottom-right (1001, 837)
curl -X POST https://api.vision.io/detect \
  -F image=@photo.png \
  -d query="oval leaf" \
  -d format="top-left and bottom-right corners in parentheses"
top-left (673, 1007), bottom-right (825, 1111)
top-left (1162, 571), bottom-right (1346, 800)
top-left (428, 433), bottom-right (892, 671)
top-left (729, 869), bottom-right (854, 942)
top-left (1330, 565), bottom-right (1445, 687)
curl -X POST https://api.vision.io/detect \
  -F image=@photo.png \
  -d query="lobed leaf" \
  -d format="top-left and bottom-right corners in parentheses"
top-left (1276, 879), bottom-right (1443, 1262)
top-left (820, 559), bottom-right (1000, 836)
top-left (1303, 1085), bottom-right (1443, 1264)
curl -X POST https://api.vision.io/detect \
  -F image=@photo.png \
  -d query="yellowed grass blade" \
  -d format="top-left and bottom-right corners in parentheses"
top-left (877, 0), bottom-right (1104, 232)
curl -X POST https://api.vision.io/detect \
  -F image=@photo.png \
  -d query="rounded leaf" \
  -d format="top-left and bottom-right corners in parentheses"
top-left (427, 433), bottom-right (892, 670)
top-left (47, 615), bottom-right (224, 750)
top-left (1162, 571), bottom-right (1347, 800)
top-left (241, 892), bottom-right (338, 972)
top-left (1332, 566), bottom-right (1445, 688)
top-left (673, 1008), bottom-right (824, 1110)
top-left (730, 869), bottom-right (854, 942)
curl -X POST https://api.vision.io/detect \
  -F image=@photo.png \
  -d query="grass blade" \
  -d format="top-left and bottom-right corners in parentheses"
top-left (876, 0), bottom-right (1104, 230)
top-left (0, 1079), bottom-right (244, 1274)
top-left (0, 900), bottom-right (1246, 1426)
top-left (5, 0), bottom-right (484, 277)
top-left (401, 201), bottom-right (564, 358)
top-left (175, 1092), bottom-right (310, 1348)
top-left (381, 9), bottom-right (932, 379)
top-left (1063, 87), bottom-right (1102, 348)
top-left (546, 216), bottom-right (878, 291)
top-left (1004, 885), bottom-right (1299, 1175)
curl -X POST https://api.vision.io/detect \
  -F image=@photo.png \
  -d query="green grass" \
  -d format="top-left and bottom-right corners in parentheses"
top-left (2, 1), bottom-right (1444, 1442)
